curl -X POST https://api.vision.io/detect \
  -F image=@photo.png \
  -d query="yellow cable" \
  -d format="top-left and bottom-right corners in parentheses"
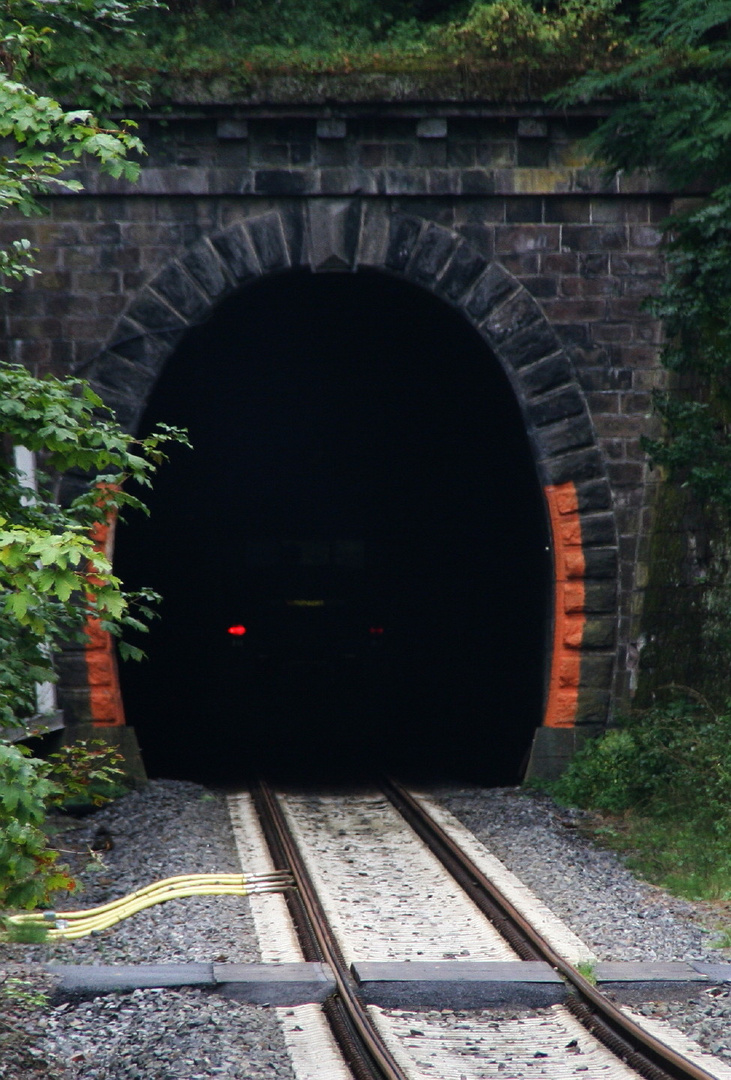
top-left (4, 870), bottom-right (294, 940)
top-left (12, 872), bottom-right (290, 922)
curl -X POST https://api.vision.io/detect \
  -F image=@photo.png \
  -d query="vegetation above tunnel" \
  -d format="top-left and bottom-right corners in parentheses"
top-left (10, 0), bottom-right (635, 105)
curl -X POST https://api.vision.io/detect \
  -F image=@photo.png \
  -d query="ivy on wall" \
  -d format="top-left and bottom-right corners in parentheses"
top-left (559, 0), bottom-right (731, 512)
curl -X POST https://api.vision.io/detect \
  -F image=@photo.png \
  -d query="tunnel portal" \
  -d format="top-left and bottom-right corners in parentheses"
top-left (114, 269), bottom-right (551, 785)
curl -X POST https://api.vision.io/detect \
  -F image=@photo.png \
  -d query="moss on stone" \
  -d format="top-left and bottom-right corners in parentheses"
top-left (637, 481), bottom-right (731, 708)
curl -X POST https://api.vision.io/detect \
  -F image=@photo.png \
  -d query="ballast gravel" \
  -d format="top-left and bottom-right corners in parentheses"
top-left (434, 784), bottom-right (731, 1065)
top-left (1, 779), bottom-right (730, 1078)
top-left (0, 779), bottom-right (295, 1080)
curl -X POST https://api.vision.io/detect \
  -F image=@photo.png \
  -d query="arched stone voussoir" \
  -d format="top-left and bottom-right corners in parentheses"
top-left (307, 198), bottom-right (362, 273)
top-left (541, 447), bottom-right (606, 488)
top-left (181, 238), bottom-right (232, 301)
top-left (354, 201), bottom-right (391, 269)
top-left (464, 262), bottom-right (517, 322)
top-left (125, 286), bottom-right (188, 336)
top-left (438, 239), bottom-right (490, 303)
top-left (246, 210), bottom-right (291, 275)
top-left (150, 261), bottom-right (211, 324)
top-left (211, 222), bottom-right (261, 284)
top-left (533, 412), bottom-right (597, 461)
top-left (384, 213), bottom-right (424, 274)
top-left (525, 385), bottom-right (586, 428)
top-left (517, 351), bottom-right (574, 399)
top-left (84, 350), bottom-right (159, 405)
top-left (480, 287), bottom-right (551, 355)
top-left (401, 221), bottom-right (459, 287)
top-left (105, 318), bottom-right (184, 377)
top-left (86, 378), bottom-right (146, 434)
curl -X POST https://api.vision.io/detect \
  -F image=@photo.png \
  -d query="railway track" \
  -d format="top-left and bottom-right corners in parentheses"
top-left (227, 781), bottom-right (727, 1080)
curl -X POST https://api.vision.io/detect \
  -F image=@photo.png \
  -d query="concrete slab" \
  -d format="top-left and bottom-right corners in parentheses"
top-left (594, 961), bottom-right (710, 1003)
top-left (213, 962), bottom-right (335, 1005)
top-left (596, 962), bottom-right (709, 982)
top-left (48, 962), bottom-right (214, 997)
top-left (691, 962), bottom-right (731, 983)
top-left (47, 961), bottom-right (335, 1005)
top-left (46, 958), bottom-right (724, 1008)
top-left (351, 961), bottom-right (567, 1009)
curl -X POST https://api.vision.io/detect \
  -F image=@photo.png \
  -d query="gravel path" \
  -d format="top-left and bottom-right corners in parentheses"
top-left (0, 780), bottom-right (295, 1080)
top-left (434, 784), bottom-right (731, 1066)
top-left (1, 779), bottom-right (730, 1077)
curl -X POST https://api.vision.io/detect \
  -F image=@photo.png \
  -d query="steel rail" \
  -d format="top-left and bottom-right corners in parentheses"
top-left (252, 781), bottom-right (409, 1080)
top-left (381, 775), bottom-right (720, 1080)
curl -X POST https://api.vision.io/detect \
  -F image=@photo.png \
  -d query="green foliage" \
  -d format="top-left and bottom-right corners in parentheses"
top-left (576, 960), bottom-right (598, 985)
top-left (0, 739), bottom-right (127, 910)
top-left (45, 740), bottom-right (127, 810)
top-left (2, 918), bottom-right (49, 942)
top-left (1, 0), bottom-right (163, 109)
top-left (0, 976), bottom-right (48, 1009)
top-left (553, 696), bottom-right (731, 821)
top-left (0, 743), bottom-right (73, 909)
top-left (59, 0), bottom-right (627, 88)
top-left (558, 0), bottom-right (731, 511)
top-left (444, 0), bottom-right (626, 67)
top-left (0, 0), bottom-right (180, 920)
top-left (0, 0), bottom-right (156, 288)
top-left (0, 362), bottom-right (189, 731)
top-left (550, 695), bottom-right (731, 900)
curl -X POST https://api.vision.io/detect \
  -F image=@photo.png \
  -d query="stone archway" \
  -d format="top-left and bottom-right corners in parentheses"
top-left (73, 200), bottom-right (618, 778)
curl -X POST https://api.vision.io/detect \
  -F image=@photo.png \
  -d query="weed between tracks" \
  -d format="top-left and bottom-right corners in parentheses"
top-left (0, 973), bottom-right (63, 1080)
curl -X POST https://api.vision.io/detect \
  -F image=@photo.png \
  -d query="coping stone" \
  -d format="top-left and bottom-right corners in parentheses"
top-left (317, 119), bottom-right (347, 140)
top-left (595, 961), bottom-right (711, 1004)
top-left (417, 118), bottom-right (448, 139)
top-left (48, 963), bottom-right (215, 996)
top-left (351, 961), bottom-right (566, 1009)
top-left (691, 962), bottom-right (731, 982)
top-left (217, 120), bottom-right (248, 140)
top-left (46, 962), bottom-right (335, 1005)
top-left (213, 962), bottom-right (335, 1005)
top-left (596, 962), bottom-right (708, 982)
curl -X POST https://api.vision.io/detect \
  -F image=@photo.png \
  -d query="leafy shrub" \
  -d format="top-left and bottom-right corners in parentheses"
top-left (444, 0), bottom-right (626, 66)
top-left (0, 740), bottom-right (127, 910)
top-left (0, 363), bottom-right (187, 734)
top-left (59, 0), bottom-right (627, 86)
top-left (46, 740), bottom-right (127, 811)
top-left (549, 694), bottom-right (731, 900)
top-left (552, 696), bottom-right (731, 828)
top-left (0, 744), bottom-right (73, 910)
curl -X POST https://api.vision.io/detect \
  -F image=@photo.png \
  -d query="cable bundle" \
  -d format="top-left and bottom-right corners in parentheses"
top-left (4, 870), bottom-right (294, 939)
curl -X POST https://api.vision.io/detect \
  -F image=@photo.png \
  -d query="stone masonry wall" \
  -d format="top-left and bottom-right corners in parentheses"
top-left (0, 106), bottom-right (670, 764)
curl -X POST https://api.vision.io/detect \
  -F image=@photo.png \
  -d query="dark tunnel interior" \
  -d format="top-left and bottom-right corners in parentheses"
top-left (113, 269), bottom-right (551, 786)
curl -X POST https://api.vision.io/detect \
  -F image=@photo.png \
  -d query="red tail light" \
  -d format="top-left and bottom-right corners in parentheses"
top-left (227, 625), bottom-right (247, 636)
top-left (369, 626), bottom-right (384, 636)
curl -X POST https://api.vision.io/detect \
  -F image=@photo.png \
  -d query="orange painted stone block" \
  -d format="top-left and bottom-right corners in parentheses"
top-left (556, 487), bottom-right (580, 516)
top-left (564, 549), bottom-right (585, 578)
top-left (560, 519), bottom-right (582, 547)
top-left (563, 617), bottom-right (584, 648)
top-left (564, 581), bottom-right (585, 613)
top-left (552, 690), bottom-right (580, 727)
top-left (85, 651), bottom-right (115, 685)
top-left (84, 619), bottom-right (108, 650)
top-left (543, 482), bottom-right (585, 729)
top-left (558, 656), bottom-right (581, 687)
top-left (89, 685), bottom-right (117, 714)
top-left (83, 493), bottom-right (125, 727)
